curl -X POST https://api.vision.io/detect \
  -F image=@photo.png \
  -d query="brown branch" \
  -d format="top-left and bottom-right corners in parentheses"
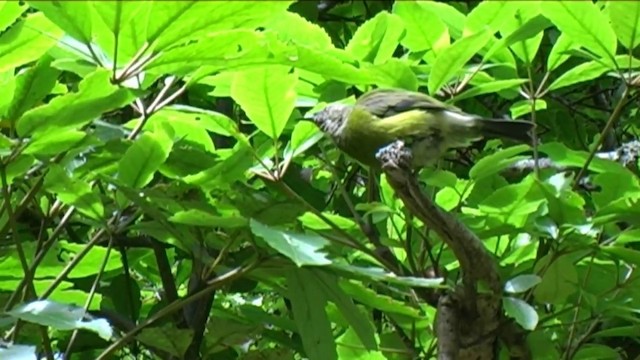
top-left (507, 140), bottom-right (640, 173)
top-left (376, 141), bottom-right (504, 360)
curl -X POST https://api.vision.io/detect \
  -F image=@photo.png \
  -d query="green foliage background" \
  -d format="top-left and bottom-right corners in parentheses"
top-left (1, 1), bottom-right (640, 359)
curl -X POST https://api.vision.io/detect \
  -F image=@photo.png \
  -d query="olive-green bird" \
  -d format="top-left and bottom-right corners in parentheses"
top-left (311, 88), bottom-right (535, 168)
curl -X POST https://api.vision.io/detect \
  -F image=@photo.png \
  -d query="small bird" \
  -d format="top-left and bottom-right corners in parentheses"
top-left (311, 88), bottom-right (535, 168)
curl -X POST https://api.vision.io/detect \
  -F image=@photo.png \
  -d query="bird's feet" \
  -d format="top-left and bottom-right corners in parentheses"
top-left (376, 140), bottom-right (414, 171)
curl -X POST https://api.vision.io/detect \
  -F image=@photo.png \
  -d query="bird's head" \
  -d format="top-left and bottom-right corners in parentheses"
top-left (309, 103), bottom-right (352, 138)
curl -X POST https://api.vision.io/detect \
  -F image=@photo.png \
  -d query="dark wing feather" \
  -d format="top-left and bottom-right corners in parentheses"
top-left (355, 88), bottom-right (462, 118)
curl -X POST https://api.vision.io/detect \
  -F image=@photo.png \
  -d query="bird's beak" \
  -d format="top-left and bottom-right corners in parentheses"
top-left (304, 102), bottom-right (330, 122)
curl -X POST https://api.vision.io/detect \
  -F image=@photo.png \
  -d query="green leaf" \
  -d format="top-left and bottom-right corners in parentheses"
top-left (538, 174), bottom-right (587, 226)
top-left (265, 12), bottom-right (333, 50)
top-left (346, 11), bottom-right (404, 64)
top-left (609, 1), bottom-right (640, 50)
top-left (160, 147), bottom-right (219, 179)
top-left (332, 264), bottom-right (445, 288)
top-left (285, 121), bottom-right (323, 160)
top-left (614, 229), bottom-right (640, 245)
top-left (337, 328), bottom-right (386, 360)
top-left (312, 270), bottom-right (377, 351)
top-left (118, 132), bottom-right (173, 189)
top-left (298, 212), bottom-right (359, 232)
top-left (0, 70), bottom-right (16, 118)
top-left (419, 1), bottom-right (466, 40)
top-left (464, 1), bottom-right (516, 35)
top-left (0, 241), bottom-right (118, 280)
top-left (6, 55), bottom-right (60, 123)
top-left (504, 274), bottom-right (541, 294)
top-left (0, 1), bottom-right (26, 33)
top-left (423, 169), bottom-right (458, 188)
top-left (149, 29), bottom-right (285, 76)
top-left (0, 132), bottom-right (14, 157)
top-left (592, 325), bottom-right (640, 338)
top-left (286, 268), bottom-right (338, 360)
top-left (24, 129), bottom-right (86, 156)
top-left (30, 1), bottom-right (93, 44)
top-left (231, 65), bottom-right (297, 139)
top-left (470, 144), bottom-right (531, 180)
top-left (547, 33), bottom-right (578, 72)
top-left (428, 29), bottom-right (492, 95)
top-left (548, 60), bottom-right (609, 91)
top-left (137, 324), bottom-right (193, 358)
top-left (44, 164), bottom-right (104, 220)
top-left (16, 69), bottom-right (135, 136)
top-left (602, 247), bottom-right (640, 266)
top-left (0, 12), bottom-right (64, 73)
top-left (499, 7), bottom-right (549, 64)
top-left (0, 344), bottom-right (36, 359)
top-left (137, 108), bottom-right (217, 153)
top-left (147, 1), bottom-right (293, 51)
top-left (90, 1), bottom-right (148, 64)
top-left (533, 255), bottom-right (578, 304)
top-left (340, 280), bottom-right (422, 318)
top-left (183, 142), bottom-right (254, 190)
top-left (163, 105), bottom-right (240, 137)
top-left (250, 220), bottom-right (332, 267)
top-left (510, 99), bottom-right (547, 119)
top-left (539, 142), bottom-right (631, 175)
top-left (169, 209), bottom-right (247, 228)
top-left (8, 300), bottom-right (113, 340)
top-left (366, 58), bottom-right (419, 90)
top-left (154, 30), bottom-right (374, 85)
top-left (592, 172), bottom-right (640, 211)
top-left (393, 1), bottom-right (449, 55)
top-left (573, 345), bottom-right (622, 360)
top-left (452, 79), bottom-right (527, 102)
top-left (503, 296), bottom-right (538, 330)
top-left (478, 179), bottom-right (543, 227)
top-left (541, 2), bottom-right (617, 66)
top-left (4, 154), bottom-right (35, 185)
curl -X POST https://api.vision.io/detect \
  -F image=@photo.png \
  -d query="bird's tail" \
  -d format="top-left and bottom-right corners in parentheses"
top-left (477, 119), bottom-right (535, 143)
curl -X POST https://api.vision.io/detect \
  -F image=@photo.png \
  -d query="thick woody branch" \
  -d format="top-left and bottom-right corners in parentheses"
top-left (376, 141), bottom-right (503, 359)
top-left (376, 141), bottom-right (501, 298)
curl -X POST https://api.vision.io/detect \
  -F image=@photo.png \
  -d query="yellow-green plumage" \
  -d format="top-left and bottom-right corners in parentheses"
top-left (312, 88), bottom-right (535, 168)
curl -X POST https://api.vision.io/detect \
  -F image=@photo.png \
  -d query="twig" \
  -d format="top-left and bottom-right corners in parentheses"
top-left (505, 140), bottom-right (640, 173)
top-left (573, 86), bottom-right (630, 189)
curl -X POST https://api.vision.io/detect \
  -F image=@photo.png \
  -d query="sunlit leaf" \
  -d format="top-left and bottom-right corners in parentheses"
top-left (393, 1), bottom-right (449, 56)
top-left (541, 2), bottom-right (617, 66)
top-left (346, 11), bottom-right (404, 64)
top-left (453, 79), bottom-right (527, 102)
top-left (231, 65), bottom-right (297, 139)
top-left (6, 55), bottom-right (60, 123)
top-left (470, 144), bottom-right (531, 180)
top-left (503, 296), bottom-right (538, 330)
top-left (504, 274), bottom-right (542, 293)
top-left (0, 1), bottom-right (26, 33)
top-left (250, 220), bottom-right (332, 267)
top-left (16, 69), bottom-right (135, 136)
top-left (609, 1), bottom-right (640, 50)
top-left (118, 131), bottom-right (173, 189)
top-left (8, 300), bottom-right (113, 340)
top-left (0, 12), bottom-right (64, 73)
top-left (428, 29), bottom-right (492, 95)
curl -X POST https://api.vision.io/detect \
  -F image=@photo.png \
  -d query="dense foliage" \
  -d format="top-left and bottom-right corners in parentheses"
top-left (1, 1), bottom-right (640, 359)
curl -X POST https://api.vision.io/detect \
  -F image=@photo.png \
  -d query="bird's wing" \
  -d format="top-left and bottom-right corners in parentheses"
top-left (355, 88), bottom-right (462, 118)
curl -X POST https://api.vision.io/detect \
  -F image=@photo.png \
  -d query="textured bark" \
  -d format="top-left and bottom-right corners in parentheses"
top-left (376, 141), bottom-right (508, 359)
